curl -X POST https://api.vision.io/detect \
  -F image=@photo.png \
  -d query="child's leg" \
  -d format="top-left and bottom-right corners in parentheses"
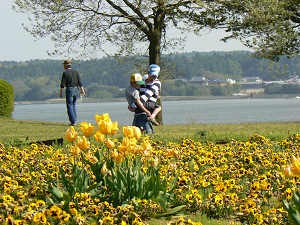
top-left (151, 105), bottom-right (161, 118)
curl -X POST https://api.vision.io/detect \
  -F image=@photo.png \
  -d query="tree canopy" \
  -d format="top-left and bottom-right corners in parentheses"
top-left (191, 0), bottom-right (300, 61)
top-left (13, 0), bottom-right (204, 65)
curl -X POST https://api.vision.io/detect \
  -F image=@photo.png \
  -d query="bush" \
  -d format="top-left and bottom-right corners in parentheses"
top-left (0, 80), bottom-right (14, 118)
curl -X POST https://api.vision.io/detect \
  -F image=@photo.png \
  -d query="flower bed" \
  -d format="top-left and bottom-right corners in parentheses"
top-left (0, 113), bottom-right (299, 224)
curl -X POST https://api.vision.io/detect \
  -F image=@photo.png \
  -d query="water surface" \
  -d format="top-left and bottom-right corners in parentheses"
top-left (13, 98), bottom-right (300, 125)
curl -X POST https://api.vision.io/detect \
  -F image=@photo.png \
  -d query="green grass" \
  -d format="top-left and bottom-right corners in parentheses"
top-left (148, 214), bottom-right (240, 225)
top-left (1, 117), bottom-right (300, 146)
top-left (151, 121), bottom-right (300, 143)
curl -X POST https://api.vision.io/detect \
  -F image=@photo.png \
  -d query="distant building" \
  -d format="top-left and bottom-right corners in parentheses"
top-left (286, 75), bottom-right (299, 83)
top-left (209, 78), bottom-right (228, 86)
top-left (242, 77), bottom-right (262, 83)
top-left (227, 79), bottom-right (236, 85)
top-left (188, 76), bottom-right (209, 85)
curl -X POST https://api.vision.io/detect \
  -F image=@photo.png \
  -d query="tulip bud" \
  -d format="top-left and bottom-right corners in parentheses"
top-left (133, 126), bottom-right (141, 140)
top-left (291, 155), bottom-right (300, 175)
top-left (66, 126), bottom-right (78, 142)
top-left (106, 138), bottom-right (115, 149)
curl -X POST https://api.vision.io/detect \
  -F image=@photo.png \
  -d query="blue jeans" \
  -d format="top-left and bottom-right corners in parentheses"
top-left (65, 87), bottom-right (79, 124)
top-left (132, 114), bottom-right (153, 134)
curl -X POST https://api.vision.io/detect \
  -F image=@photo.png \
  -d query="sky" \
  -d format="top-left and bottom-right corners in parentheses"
top-left (0, 1), bottom-right (250, 62)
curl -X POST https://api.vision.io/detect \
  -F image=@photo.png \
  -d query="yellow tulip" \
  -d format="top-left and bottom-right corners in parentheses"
top-left (111, 150), bottom-right (124, 164)
top-left (101, 162), bottom-right (109, 175)
top-left (66, 126), bottom-right (78, 142)
top-left (133, 126), bottom-right (141, 140)
top-left (291, 155), bottom-right (300, 176)
top-left (70, 145), bottom-right (81, 156)
top-left (95, 113), bottom-right (111, 123)
top-left (118, 137), bottom-right (135, 154)
top-left (141, 138), bottom-right (152, 151)
top-left (123, 126), bottom-right (134, 138)
top-left (94, 130), bottom-right (105, 142)
top-left (111, 121), bottom-right (119, 134)
top-left (85, 152), bottom-right (98, 164)
top-left (282, 165), bottom-right (293, 177)
top-left (106, 138), bottom-right (115, 149)
top-left (98, 120), bottom-right (112, 135)
top-left (80, 122), bottom-right (95, 137)
top-left (76, 136), bottom-right (90, 150)
top-left (111, 149), bottom-right (119, 159)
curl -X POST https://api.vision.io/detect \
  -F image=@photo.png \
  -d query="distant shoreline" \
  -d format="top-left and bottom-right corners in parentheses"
top-left (14, 94), bottom-right (299, 105)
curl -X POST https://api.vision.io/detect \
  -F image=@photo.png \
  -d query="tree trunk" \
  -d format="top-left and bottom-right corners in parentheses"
top-left (148, 7), bottom-right (165, 125)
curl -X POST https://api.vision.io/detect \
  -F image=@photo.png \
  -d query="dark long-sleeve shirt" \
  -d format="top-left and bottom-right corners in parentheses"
top-left (60, 68), bottom-right (83, 88)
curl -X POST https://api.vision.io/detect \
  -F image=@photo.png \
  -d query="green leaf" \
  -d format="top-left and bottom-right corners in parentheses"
top-left (293, 192), bottom-right (300, 213)
top-left (154, 205), bottom-right (187, 218)
top-left (45, 185), bottom-right (64, 202)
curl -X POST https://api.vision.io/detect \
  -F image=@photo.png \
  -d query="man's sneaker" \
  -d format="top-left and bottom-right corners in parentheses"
top-left (147, 117), bottom-right (159, 126)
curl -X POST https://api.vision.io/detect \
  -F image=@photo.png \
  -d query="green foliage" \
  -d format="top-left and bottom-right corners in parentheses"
top-left (264, 83), bottom-right (300, 95)
top-left (87, 85), bottom-right (124, 99)
top-left (283, 191), bottom-right (300, 225)
top-left (194, 0), bottom-right (300, 61)
top-left (2, 52), bottom-right (300, 101)
top-left (45, 143), bottom-right (178, 215)
top-left (0, 80), bottom-right (14, 118)
top-left (103, 156), bottom-right (177, 209)
top-left (45, 157), bottom-right (106, 210)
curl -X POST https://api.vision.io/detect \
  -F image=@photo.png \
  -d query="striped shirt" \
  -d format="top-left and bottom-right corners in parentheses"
top-left (139, 78), bottom-right (161, 104)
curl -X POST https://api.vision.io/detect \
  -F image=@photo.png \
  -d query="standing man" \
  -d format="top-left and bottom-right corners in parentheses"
top-left (59, 59), bottom-right (85, 126)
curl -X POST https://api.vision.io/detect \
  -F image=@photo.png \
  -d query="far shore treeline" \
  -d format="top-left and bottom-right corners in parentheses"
top-left (1, 50), bottom-right (300, 102)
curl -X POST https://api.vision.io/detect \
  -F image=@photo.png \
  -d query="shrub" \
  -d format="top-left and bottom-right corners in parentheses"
top-left (0, 80), bottom-right (14, 118)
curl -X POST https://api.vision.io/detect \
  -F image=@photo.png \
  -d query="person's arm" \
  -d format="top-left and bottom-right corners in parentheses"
top-left (59, 88), bottom-right (64, 98)
top-left (136, 98), bottom-right (151, 117)
top-left (59, 72), bottom-right (65, 98)
top-left (80, 86), bottom-right (85, 96)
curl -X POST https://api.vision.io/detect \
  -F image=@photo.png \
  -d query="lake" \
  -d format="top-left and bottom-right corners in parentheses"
top-left (13, 98), bottom-right (300, 125)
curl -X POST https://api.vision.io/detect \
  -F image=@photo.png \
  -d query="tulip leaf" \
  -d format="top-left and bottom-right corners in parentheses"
top-left (293, 192), bottom-right (300, 214)
top-left (87, 183), bottom-right (106, 197)
top-left (154, 205), bottom-right (187, 218)
top-left (45, 185), bottom-right (64, 202)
